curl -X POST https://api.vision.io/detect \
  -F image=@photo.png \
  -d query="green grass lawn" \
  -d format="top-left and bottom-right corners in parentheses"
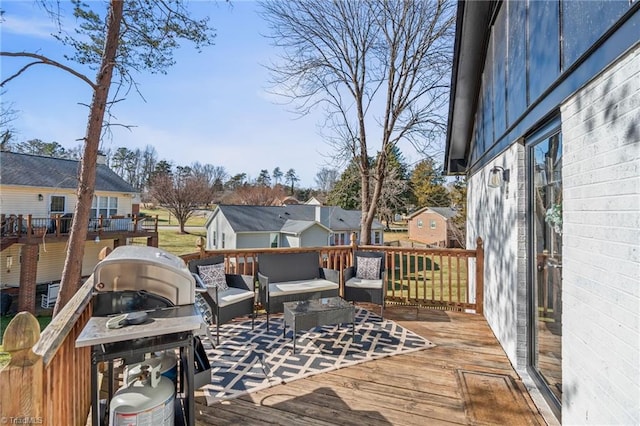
top-left (133, 206), bottom-right (209, 255)
top-left (140, 206), bottom-right (210, 227)
top-left (131, 227), bottom-right (207, 256)
top-left (386, 254), bottom-right (469, 303)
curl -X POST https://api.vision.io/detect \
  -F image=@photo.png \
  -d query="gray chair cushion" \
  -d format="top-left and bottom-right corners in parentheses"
top-left (258, 252), bottom-right (320, 282)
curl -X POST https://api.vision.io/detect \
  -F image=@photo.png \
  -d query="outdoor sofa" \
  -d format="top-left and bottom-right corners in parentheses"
top-left (257, 252), bottom-right (340, 326)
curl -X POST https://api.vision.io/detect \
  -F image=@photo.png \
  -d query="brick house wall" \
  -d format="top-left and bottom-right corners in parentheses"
top-left (560, 45), bottom-right (639, 425)
top-left (407, 209), bottom-right (449, 246)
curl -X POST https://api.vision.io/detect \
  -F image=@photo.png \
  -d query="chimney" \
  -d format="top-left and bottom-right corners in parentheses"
top-left (97, 151), bottom-right (107, 165)
top-left (315, 205), bottom-right (322, 224)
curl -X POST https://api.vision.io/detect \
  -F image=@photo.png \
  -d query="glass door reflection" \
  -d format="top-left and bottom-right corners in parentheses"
top-left (531, 131), bottom-right (563, 406)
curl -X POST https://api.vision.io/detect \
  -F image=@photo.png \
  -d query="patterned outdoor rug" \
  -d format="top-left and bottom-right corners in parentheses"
top-left (198, 308), bottom-right (435, 405)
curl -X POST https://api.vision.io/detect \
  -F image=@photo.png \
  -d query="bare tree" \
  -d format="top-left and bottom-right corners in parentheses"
top-left (261, 0), bottom-right (454, 243)
top-left (1, 1), bottom-right (215, 315)
top-left (191, 162), bottom-right (227, 205)
top-left (140, 145), bottom-right (158, 189)
top-left (377, 164), bottom-right (411, 230)
top-left (230, 184), bottom-right (286, 205)
top-left (0, 90), bottom-right (18, 150)
top-left (315, 167), bottom-right (339, 193)
top-left (148, 170), bottom-right (211, 233)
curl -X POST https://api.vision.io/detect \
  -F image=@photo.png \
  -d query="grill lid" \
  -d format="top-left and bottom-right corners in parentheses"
top-left (93, 246), bottom-right (195, 306)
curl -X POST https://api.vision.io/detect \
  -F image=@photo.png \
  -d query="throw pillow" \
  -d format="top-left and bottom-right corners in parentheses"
top-left (198, 263), bottom-right (228, 291)
top-left (355, 256), bottom-right (381, 280)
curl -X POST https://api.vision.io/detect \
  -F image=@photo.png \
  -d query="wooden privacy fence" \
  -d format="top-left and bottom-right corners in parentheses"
top-left (183, 236), bottom-right (484, 314)
top-left (0, 237), bottom-right (483, 425)
top-left (0, 277), bottom-right (94, 426)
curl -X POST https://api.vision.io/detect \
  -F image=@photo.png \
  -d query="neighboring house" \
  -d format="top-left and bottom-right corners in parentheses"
top-left (444, 1), bottom-right (638, 424)
top-left (407, 207), bottom-right (457, 247)
top-left (205, 204), bottom-right (384, 250)
top-left (271, 195), bottom-right (300, 206)
top-left (0, 151), bottom-right (158, 313)
top-left (304, 196), bottom-right (324, 206)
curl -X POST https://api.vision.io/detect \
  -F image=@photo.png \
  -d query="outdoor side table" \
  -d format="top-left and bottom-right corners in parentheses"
top-left (76, 305), bottom-right (203, 426)
top-left (283, 297), bottom-right (355, 353)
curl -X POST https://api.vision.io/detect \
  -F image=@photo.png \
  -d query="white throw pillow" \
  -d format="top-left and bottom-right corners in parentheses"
top-left (355, 256), bottom-right (381, 280)
top-left (198, 263), bottom-right (228, 291)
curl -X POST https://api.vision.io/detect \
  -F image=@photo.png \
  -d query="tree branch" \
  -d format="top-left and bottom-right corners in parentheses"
top-left (0, 51), bottom-right (96, 89)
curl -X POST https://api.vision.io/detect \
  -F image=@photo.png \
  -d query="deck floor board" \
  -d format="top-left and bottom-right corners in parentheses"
top-left (195, 305), bottom-right (547, 426)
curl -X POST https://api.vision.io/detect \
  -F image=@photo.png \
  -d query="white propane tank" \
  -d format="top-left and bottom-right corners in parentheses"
top-left (153, 350), bottom-right (178, 385)
top-left (109, 358), bottom-right (175, 426)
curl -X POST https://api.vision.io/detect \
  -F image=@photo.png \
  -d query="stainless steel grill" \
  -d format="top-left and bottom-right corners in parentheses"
top-left (82, 244), bottom-right (209, 426)
top-left (92, 245), bottom-right (195, 316)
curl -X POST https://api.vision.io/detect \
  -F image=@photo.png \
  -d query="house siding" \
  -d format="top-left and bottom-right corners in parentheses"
top-left (206, 213), bottom-right (235, 250)
top-left (1, 186), bottom-right (76, 216)
top-left (467, 143), bottom-right (524, 366)
top-left (560, 45), bottom-right (640, 425)
top-left (1, 241), bottom-right (114, 286)
top-left (1, 186), bottom-right (133, 217)
top-left (300, 225), bottom-right (330, 247)
top-left (237, 233), bottom-right (272, 249)
top-left (448, 2), bottom-right (639, 424)
top-left (1, 245), bottom-right (22, 286)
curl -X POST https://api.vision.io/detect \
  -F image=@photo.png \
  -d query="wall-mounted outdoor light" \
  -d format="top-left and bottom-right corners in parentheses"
top-left (38, 194), bottom-right (44, 201)
top-left (488, 166), bottom-right (510, 189)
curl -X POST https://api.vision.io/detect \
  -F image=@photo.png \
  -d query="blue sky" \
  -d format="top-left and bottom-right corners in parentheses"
top-left (0, 0), bottom-right (346, 187)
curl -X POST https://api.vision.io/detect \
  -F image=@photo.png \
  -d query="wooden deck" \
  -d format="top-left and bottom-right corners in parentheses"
top-left (194, 305), bottom-right (547, 425)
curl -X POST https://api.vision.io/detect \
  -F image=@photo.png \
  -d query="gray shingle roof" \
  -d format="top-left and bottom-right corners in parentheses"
top-left (280, 219), bottom-right (319, 234)
top-left (213, 204), bottom-right (383, 233)
top-left (0, 151), bottom-right (137, 193)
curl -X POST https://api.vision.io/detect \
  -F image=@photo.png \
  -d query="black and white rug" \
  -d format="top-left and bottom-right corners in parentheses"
top-left (199, 308), bottom-right (435, 405)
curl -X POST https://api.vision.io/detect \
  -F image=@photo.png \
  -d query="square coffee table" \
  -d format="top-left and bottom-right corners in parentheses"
top-left (283, 297), bottom-right (356, 353)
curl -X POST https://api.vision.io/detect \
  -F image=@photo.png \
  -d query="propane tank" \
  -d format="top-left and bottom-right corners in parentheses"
top-left (152, 350), bottom-right (178, 385)
top-left (109, 358), bottom-right (175, 426)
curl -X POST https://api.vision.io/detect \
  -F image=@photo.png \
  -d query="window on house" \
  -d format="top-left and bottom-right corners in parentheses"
top-left (417, 219), bottom-right (423, 228)
top-left (430, 220), bottom-right (437, 229)
top-left (373, 231), bottom-right (381, 245)
top-left (50, 196), bottom-right (65, 213)
top-left (212, 231), bottom-right (217, 247)
top-left (91, 196), bottom-right (118, 218)
top-left (221, 233), bottom-right (226, 248)
top-left (270, 233), bottom-right (279, 248)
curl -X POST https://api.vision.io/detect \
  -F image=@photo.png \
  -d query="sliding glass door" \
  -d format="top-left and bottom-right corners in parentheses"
top-left (529, 128), bottom-right (563, 414)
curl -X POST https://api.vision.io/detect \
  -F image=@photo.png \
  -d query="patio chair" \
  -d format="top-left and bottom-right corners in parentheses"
top-left (188, 256), bottom-right (256, 345)
top-left (343, 251), bottom-right (386, 316)
top-left (41, 281), bottom-right (60, 309)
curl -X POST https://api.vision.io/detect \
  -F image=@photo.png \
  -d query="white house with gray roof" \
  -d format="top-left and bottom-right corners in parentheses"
top-left (205, 204), bottom-right (385, 250)
top-left (0, 151), bottom-right (156, 314)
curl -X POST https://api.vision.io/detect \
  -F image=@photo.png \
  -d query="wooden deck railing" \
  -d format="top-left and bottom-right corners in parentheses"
top-left (0, 237), bottom-right (483, 425)
top-left (182, 236), bottom-right (484, 313)
top-left (0, 213), bottom-right (159, 240)
top-left (0, 277), bottom-right (94, 426)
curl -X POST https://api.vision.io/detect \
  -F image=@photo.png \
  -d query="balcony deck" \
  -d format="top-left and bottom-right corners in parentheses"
top-left (195, 304), bottom-right (546, 425)
top-left (0, 214), bottom-right (158, 250)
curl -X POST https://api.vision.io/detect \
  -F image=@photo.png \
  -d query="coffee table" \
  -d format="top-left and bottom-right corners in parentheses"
top-left (283, 297), bottom-right (356, 353)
